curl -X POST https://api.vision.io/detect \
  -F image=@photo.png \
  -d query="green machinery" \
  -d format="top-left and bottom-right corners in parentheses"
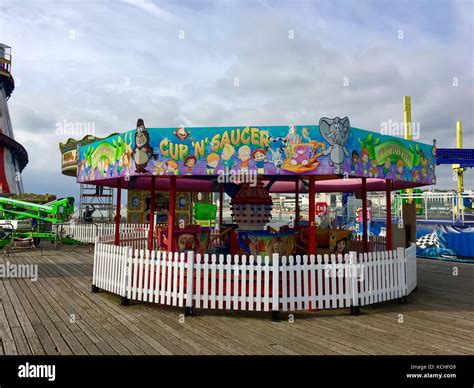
top-left (0, 196), bottom-right (76, 248)
top-left (193, 203), bottom-right (217, 227)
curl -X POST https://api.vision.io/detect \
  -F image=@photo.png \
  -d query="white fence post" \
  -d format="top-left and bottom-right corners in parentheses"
top-left (349, 251), bottom-right (360, 315)
top-left (271, 253), bottom-right (280, 321)
top-left (91, 237), bottom-right (100, 293)
top-left (397, 247), bottom-right (408, 303)
top-left (120, 247), bottom-right (132, 298)
top-left (405, 243), bottom-right (417, 295)
top-left (185, 251), bottom-right (195, 316)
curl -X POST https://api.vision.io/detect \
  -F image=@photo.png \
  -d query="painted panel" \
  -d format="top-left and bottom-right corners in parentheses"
top-left (78, 118), bottom-right (436, 184)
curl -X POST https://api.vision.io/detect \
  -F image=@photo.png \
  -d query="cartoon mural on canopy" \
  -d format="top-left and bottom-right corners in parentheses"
top-left (349, 132), bottom-right (435, 183)
top-left (268, 148), bottom-right (283, 173)
top-left (269, 125), bottom-right (325, 174)
top-left (319, 116), bottom-right (350, 175)
top-left (79, 131), bottom-right (132, 182)
top-left (132, 119), bottom-right (157, 173)
top-left (77, 117), bottom-right (436, 185)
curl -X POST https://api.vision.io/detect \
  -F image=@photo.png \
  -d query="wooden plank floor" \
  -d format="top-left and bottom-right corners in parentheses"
top-left (0, 246), bottom-right (473, 355)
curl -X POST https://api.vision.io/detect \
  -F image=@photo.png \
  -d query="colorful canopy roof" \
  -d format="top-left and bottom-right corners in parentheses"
top-left (77, 117), bottom-right (437, 193)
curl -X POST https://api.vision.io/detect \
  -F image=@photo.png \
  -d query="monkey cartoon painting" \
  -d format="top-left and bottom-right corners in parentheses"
top-left (174, 125), bottom-right (194, 142)
top-left (132, 119), bottom-right (156, 173)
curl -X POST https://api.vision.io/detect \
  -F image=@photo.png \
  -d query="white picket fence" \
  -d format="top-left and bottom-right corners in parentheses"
top-left (93, 243), bottom-right (131, 297)
top-left (93, 240), bottom-right (416, 313)
top-left (405, 243), bottom-right (417, 294)
top-left (97, 231), bottom-right (152, 250)
top-left (57, 223), bottom-right (149, 244)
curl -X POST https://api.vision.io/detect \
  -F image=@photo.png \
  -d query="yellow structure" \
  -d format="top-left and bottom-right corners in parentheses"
top-left (403, 96), bottom-right (412, 140)
top-left (453, 121), bottom-right (464, 217)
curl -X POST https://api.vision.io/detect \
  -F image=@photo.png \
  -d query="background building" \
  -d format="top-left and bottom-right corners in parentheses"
top-left (0, 43), bottom-right (28, 194)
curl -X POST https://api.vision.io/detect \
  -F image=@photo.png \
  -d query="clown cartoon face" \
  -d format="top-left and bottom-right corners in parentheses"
top-left (175, 125), bottom-right (191, 141)
top-left (177, 233), bottom-right (196, 253)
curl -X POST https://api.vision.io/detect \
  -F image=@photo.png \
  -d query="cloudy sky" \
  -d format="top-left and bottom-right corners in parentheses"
top-left (0, 0), bottom-right (473, 199)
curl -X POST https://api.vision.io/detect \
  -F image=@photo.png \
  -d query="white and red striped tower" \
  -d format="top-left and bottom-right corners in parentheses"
top-left (0, 44), bottom-right (28, 194)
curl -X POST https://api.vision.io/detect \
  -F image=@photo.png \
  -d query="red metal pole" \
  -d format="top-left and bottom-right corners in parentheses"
top-left (386, 179), bottom-right (392, 251)
top-left (148, 176), bottom-right (156, 251)
top-left (308, 176), bottom-right (316, 255)
top-left (114, 179), bottom-right (122, 246)
top-left (308, 176), bottom-right (316, 310)
top-left (167, 176), bottom-right (177, 252)
top-left (219, 183), bottom-right (223, 230)
top-left (362, 177), bottom-right (368, 252)
top-left (295, 178), bottom-right (300, 227)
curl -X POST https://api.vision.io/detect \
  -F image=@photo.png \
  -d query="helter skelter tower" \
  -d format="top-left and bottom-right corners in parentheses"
top-left (0, 44), bottom-right (28, 194)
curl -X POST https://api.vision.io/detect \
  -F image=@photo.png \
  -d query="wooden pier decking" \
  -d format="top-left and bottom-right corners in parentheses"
top-left (0, 246), bottom-right (473, 355)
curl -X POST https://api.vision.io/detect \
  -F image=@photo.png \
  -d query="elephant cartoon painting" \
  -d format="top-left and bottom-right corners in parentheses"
top-left (319, 117), bottom-right (350, 174)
